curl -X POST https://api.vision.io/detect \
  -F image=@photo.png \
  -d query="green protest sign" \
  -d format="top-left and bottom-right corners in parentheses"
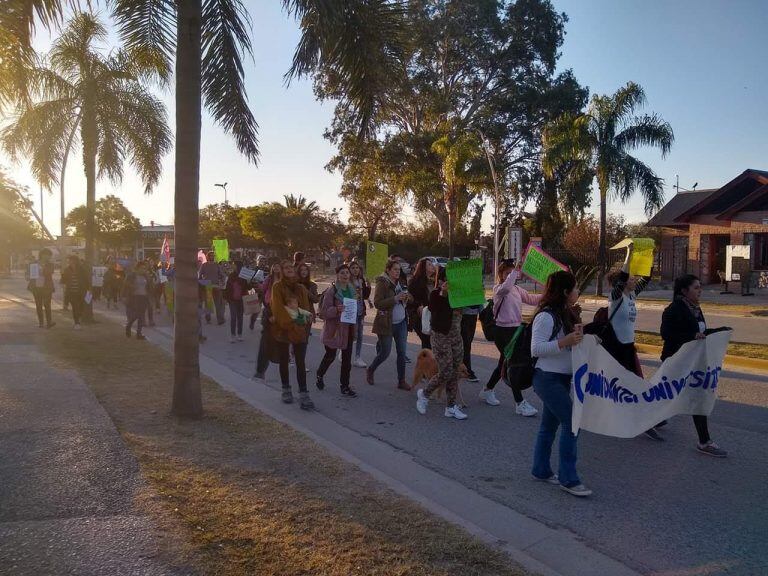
top-left (365, 241), bottom-right (388, 278)
top-left (212, 239), bottom-right (229, 263)
top-left (521, 243), bottom-right (567, 285)
top-left (446, 259), bottom-right (485, 308)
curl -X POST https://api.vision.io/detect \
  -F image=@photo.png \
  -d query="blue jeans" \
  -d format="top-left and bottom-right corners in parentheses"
top-left (355, 314), bottom-right (365, 358)
top-left (531, 369), bottom-right (580, 487)
top-left (369, 319), bottom-right (407, 381)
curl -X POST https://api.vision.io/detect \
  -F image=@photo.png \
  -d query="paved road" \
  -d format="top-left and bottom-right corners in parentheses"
top-left (9, 278), bottom-right (767, 576)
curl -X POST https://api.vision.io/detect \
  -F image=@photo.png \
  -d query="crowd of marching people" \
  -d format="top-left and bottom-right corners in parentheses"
top-left (26, 244), bottom-right (730, 497)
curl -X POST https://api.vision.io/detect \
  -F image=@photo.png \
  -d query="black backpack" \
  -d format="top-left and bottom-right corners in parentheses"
top-left (504, 309), bottom-right (561, 392)
top-left (479, 296), bottom-right (505, 341)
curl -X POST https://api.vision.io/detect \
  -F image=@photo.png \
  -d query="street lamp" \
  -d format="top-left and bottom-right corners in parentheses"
top-left (476, 129), bottom-right (501, 276)
top-left (215, 182), bottom-right (228, 204)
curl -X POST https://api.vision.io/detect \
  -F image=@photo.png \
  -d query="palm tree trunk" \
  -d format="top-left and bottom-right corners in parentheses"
top-left (81, 107), bottom-right (97, 269)
top-left (171, 0), bottom-right (204, 418)
top-left (597, 186), bottom-right (607, 296)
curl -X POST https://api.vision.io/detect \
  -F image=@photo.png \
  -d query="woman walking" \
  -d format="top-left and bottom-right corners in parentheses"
top-left (224, 260), bottom-right (249, 342)
top-left (123, 260), bottom-right (151, 339)
top-left (366, 259), bottom-right (411, 390)
top-left (660, 274), bottom-right (728, 457)
top-left (349, 260), bottom-right (371, 367)
top-left (315, 264), bottom-right (358, 397)
top-left (29, 248), bottom-right (55, 329)
top-left (61, 255), bottom-right (89, 329)
top-left (407, 257), bottom-right (437, 349)
top-left (271, 260), bottom-right (314, 409)
top-left (530, 270), bottom-right (591, 497)
top-left (479, 260), bottom-right (541, 416)
top-left (296, 262), bottom-right (320, 315)
top-left (416, 268), bottom-right (467, 420)
top-left (253, 263), bottom-right (282, 380)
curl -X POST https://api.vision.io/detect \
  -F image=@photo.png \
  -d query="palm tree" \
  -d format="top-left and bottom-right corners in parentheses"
top-left (2, 12), bottom-right (171, 270)
top-left (543, 82), bottom-right (673, 294)
top-left (283, 193), bottom-right (318, 214)
top-left (109, 0), bottom-right (406, 417)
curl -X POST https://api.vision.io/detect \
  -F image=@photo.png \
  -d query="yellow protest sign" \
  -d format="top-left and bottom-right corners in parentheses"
top-left (629, 238), bottom-right (655, 277)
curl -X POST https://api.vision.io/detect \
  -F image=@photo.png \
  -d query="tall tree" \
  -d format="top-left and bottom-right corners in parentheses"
top-left (0, 167), bottom-right (40, 273)
top-left (1, 13), bottom-right (170, 270)
top-left (199, 202), bottom-right (248, 247)
top-left (65, 195), bottom-right (141, 253)
top-left (543, 82), bottom-right (673, 293)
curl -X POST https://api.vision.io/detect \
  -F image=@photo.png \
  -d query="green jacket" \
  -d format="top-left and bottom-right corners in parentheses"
top-left (372, 274), bottom-right (401, 336)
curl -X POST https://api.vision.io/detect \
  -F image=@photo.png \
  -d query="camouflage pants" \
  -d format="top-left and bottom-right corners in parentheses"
top-left (425, 328), bottom-right (464, 406)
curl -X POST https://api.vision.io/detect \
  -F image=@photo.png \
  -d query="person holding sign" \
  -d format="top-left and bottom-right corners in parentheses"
top-left (416, 267), bottom-right (467, 420)
top-left (61, 255), bottom-right (89, 330)
top-left (28, 248), bottom-right (55, 329)
top-left (224, 261), bottom-right (249, 343)
top-left (530, 271), bottom-right (592, 497)
top-left (200, 251), bottom-right (226, 325)
top-left (660, 275), bottom-right (729, 458)
top-left (315, 264), bottom-right (358, 397)
top-left (349, 260), bottom-right (371, 367)
top-left (479, 260), bottom-right (541, 416)
top-left (367, 259), bottom-right (411, 390)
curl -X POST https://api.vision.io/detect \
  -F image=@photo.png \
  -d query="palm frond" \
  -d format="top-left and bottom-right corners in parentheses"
top-left (49, 12), bottom-right (107, 81)
top-left (110, 0), bottom-right (176, 83)
top-left (609, 153), bottom-right (665, 216)
top-left (201, 0), bottom-right (259, 163)
top-left (610, 81), bottom-right (646, 123)
top-left (614, 113), bottom-right (674, 158)
top-left (541, 112), bottom-right (593, 177)
top-left (284, 0), bottom-right (407, 137)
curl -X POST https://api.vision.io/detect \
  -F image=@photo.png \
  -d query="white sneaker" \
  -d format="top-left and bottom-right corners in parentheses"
top-left (560, 483), bottom-right (592, 497)
top-left (229, 336), bottom-right (236, 343)
top-left (516, 399), bottom-right (538, 417)
top-left (479, 388), bottom-right (500, 406)
top-left (73, 324), bottom-right (82, 330)
top-left (237, 335), bottom-right (244, 342)
top-left (353, 357), bottom-right (367, 368)
top-left (416, 389), bottom-right (429, 415)
top-left (444, 405), bottom-right (468, 420)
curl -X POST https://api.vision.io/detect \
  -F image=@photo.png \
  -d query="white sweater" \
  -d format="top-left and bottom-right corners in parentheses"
top-left (531, 311), bottom-right (571, 375)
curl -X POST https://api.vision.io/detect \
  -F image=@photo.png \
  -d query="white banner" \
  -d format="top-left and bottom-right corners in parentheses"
top-left (571, 331), bottom-right (731, 438)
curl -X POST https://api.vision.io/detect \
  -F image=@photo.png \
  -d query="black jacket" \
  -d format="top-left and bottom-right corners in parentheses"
top-left (659, 298), bottom-right (732, 361)
top-left (407, 275), bottom-right (432, 332)
top-left (428, 290), bottom-right (453, 335)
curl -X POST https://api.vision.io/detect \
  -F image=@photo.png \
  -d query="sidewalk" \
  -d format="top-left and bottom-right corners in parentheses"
top-left (0, 293), bottom-right (186, 575)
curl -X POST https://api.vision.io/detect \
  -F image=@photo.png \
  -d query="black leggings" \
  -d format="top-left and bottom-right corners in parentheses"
top-left (485, 326), bottom-right (523, 402)
top-left (693, 415), bottom-right (710, 444)
top-left (278, 341), bottom-right (307, 392)
top-left (317, 338), bottom-right (353, 389)
top-left (461, 314), bottom-right (477, 374)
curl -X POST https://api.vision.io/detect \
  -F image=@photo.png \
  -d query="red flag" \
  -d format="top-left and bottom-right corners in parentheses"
top-left (161, 235), bottom-right (171, 262)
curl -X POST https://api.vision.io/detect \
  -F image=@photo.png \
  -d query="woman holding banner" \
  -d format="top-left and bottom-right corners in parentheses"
top-left (530, 270), bottom-right (591, 497)
top-left (660, 275), bottom-right (728, 458)
top-left (315, 264), bottom-right (358, 397)
top-left (479, 259), bottom-right (541, 417)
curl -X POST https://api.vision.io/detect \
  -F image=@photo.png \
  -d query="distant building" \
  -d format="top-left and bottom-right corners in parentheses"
top-left (135, 223), bottom-right (174, 261)
top-left (649, 169), bottom-right (768, 286)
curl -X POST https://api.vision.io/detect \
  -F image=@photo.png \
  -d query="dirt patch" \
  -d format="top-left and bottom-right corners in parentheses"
top-left (40, 318), bottom-right (527, 576)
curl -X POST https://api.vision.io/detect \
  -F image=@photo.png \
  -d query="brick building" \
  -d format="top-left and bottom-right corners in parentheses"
top-left (649, 169), bottom-right (768, 287)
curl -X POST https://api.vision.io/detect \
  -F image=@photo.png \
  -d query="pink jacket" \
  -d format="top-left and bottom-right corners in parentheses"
top-left (492, 270), bottom-right (542, 327)
top-left (320, 283), bottom-right (355, 350)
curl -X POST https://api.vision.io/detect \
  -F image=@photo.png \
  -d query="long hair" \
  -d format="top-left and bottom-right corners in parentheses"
top-left (535, 270), bottom-right (577, 332)
top-left (412, 257), bottom-right (431, 282)
top-left (496, 259), bottom-right (516, 284)
top-left (673, 274), bottom-right (699, 298)
top-left (296, 262), bottom-right (312, 286)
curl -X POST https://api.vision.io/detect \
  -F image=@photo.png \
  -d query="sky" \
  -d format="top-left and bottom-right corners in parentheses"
top-left (2, 0), bottom-right (767, 236)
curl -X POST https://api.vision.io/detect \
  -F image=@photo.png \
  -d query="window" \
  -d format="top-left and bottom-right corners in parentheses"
top-left (755, 234), bottom-right (768, 270)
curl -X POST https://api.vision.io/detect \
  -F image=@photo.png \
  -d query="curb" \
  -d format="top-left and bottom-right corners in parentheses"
top-left (635, 343), bottom-right (768, 372)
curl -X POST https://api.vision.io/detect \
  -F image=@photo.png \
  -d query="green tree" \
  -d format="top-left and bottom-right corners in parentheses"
top-left (0, 168), bottom-right (40, 272)
top-left (65, 195), bottom-right (141, 253)
top-left (543, 82), bottom-right (673, 293)
top-left (1, 13), bottom-right (171, 270)
top-left (199, 203), bottom-right (249, 247)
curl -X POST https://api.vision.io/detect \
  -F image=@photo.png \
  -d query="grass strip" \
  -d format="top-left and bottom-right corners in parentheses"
top-left (634, 331), bottom-right (768, 360)
top-left (40, 318), bottom-right (527, 576)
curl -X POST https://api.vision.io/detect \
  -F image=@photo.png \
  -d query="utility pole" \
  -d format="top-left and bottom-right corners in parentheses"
top-left (477, 129), bottom-right (501, 276)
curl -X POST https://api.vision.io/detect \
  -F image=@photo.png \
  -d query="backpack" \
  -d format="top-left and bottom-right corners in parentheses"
top-left (583, 297), bottom-right (624, 341)
top-left (479, 296), bottom-right (505, 341)
top-left (503, 309), bottom-right (561, 392)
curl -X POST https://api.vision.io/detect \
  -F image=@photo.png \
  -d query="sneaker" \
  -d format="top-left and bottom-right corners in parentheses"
top-left (299, 392), bottom-right (314, 411)
top-left (516, 399), bottom-right (538, 417)
top-left (479, 388), bottom-right (501, 406)
top-left (252, 373), bottom-right (266, 383)
top-left (229, 336), bottom-right (236, 343)
top-left (341, 387), bottom-right (357, 398)
top-left (125, 326), bottom-right (131, 338)
top-left (281, 389), bottom-right (294, 404)
top-left (237, 335), bottom-right (244, 342)
top-left (73, 324), bottom-right (81, 330)
top-left (353, 357), bottom-right (367, 368)
top-left (366, 367), bottom-right (374, 386)
top-left (416, 389), bottom-right (429, 415)
top-left (397, 380), bottom-right (411, 391)
top-left (46, 322), bottom-right (56, 329)
top-left (316, 375), bottom-right (325, 391)
top-left (643, 428), bottom-right (664, 441)
top-left (136, 333), bottom-right (147, 341)
top-left (466, 372), bottom-right (479, 383)
top-left (532, 474), bottom-right (560, 485)
top-left (560, 483), bottom-right (592, 497)
top-left (697, 441), bottom-right (727, 458)
top-left (444, 405), bottom-right (468, 420)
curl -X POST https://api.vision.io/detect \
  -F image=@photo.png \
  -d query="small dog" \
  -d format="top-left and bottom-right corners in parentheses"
top-left (412, 348), bottom-right (470, 407)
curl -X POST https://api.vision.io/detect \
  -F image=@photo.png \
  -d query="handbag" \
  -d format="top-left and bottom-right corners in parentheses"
top-left (243, 292), bottom-right (262, 316)
top-left (479, 296), bottom-right (505, 341)
top-left (421, 306), bottom-right (432, 335)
